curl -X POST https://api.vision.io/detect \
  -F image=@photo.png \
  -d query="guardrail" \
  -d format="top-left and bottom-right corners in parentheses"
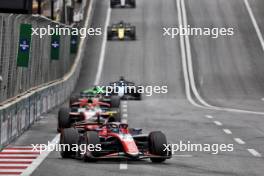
top-left (0, 0), bottom-right (95, 148)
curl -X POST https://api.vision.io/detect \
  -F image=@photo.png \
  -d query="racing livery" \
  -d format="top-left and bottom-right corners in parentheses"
top-left (108, 76), bottom-right (142, 100)
top-left (107, 21), bottom-right (136, 40)
top-left (60, 122), bottom-right (171, 162)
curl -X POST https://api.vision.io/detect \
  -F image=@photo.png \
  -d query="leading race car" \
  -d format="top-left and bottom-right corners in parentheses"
top-left (108, 76), bottom-right (142, 100)
top-left (110, 0), bottom-right (136, 8)
top-left (107, 21), bottom-right (136, 40)
top-left (60, 122), bottom-right (172, 163)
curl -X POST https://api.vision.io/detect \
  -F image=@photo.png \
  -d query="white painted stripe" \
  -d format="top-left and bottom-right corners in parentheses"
top-left (214, 121), bottom-right (222, 126)
top-left (20, 134), bottom-right (60, 176)
top-left (234, 138), bottom-right (245, 145)
top-left (244, 0), bottom-right (264, 51)
top-left (177, 0), bottom-right (264, 115)
top-left (119, 161), bottom-right (128, 170)
top-left (0, 164), bottom-right (29, 166)
top-left (248, 149), bottom-right (262, 157)
top-left (176, 0), bottom-right (204, 108)
top-left (123, 109), bottom-right (127, 113)
top-left (121, 119), bottom-right (127, 123)
top-left (205, 115), bottom-right (213, 119)
top-left (122, 104), bottom-right (127, 108)
top-left (223, 129), bottom-right (232, 134)
top-left (123, 101), bottom-right (127, 104)
top-left (0, 169), bottom-right (25, 172)
top-left (0, 154), bottom-right (39, 157)
top-left (94, 7), bottom-right (111, 85)
top-left (173, 154), bottom-right (192, 157)
top-left (122, 114), bottom-right (128, 118)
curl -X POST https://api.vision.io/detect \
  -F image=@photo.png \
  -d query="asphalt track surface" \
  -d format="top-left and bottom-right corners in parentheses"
top-left (8, 0), bottom-right (264, 175)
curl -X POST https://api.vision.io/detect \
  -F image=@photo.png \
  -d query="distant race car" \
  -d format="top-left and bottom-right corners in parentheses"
top-left (107, 21), bottom-right (136, 40)
top-left (108, 76), bottom-right (142, 100)
top-left (110, 0), bottom-right (136, 8)
top-left (69, 87), bottom-right (120, 108)
top-left (60, 121), bottom-right (172, 162)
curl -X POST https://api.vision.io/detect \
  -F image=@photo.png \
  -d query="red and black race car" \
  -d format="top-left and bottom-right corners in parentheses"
top-left (60, 122), bottom-right (172, 163)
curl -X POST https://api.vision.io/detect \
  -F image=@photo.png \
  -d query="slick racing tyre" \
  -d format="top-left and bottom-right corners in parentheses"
top-left (131, 26), bottom-right (136, 40)
top-left (58, 108), bottom-right (71, 132)
top-left (148, 131), bottom-right (168, 163)
top-left (111, 95), bottom-right (121, 108)
top-left (69, 95), bottom-right (79, 106)
top-left (83, 131), bottom-right (100, 162)
top-left (60, 128), bottom-right (79, 158)
top-left (130, 0), bottom-right (136, 7)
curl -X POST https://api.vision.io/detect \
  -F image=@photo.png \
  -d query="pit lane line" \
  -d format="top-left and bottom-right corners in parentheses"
top-left (178, 0), bottom-right (264, 115)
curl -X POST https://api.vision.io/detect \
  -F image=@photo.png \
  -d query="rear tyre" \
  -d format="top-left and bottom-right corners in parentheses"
top-left (107, 28), bottom-right (112, 40)
top-left (60, 128), bottom-right (79, 158)
top-left (58, 108), bottom-right (71, 132)
top-left (111, 96), bottom-right (120, 108)
top-left (148, 131), bottom-right (168, 163)
top-left (83, 131), bottom-right (100, 162)
top-left (131, 26), bottom-right (136, 40)
top-left (130, 0), bottom-right (136, 7)
top-left (69, 95), bottom-right (79, 106)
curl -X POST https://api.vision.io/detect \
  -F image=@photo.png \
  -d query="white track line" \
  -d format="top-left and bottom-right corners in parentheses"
top-left (176, 0), bottom-right (204, 108)
top-left (234, 138), bottom-right (246, 145)
top-left (120, 161), bottom-right (128, 170)
top-left (205, 115), bottom-right (213, 119)
top-left (178, 0), bottom-right (264, 115)
top-left (94, 7), bottom-right (111, 85)
top-left (213, 121), bottom-right (223, 126)
top-left (243, 0), bottom-right (264, 51)
top-left (223, 129), bottom-right (232, 134)
top-left (123, 108), bottom-right (127, 113)
top-left (247, 149), bottom-right (262, 157)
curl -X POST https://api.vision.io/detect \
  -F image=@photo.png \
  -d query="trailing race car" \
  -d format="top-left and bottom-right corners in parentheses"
top-left (69, 88), bottom-right (120, 108)
top-left (107, 21), bottom-right (136, 40)
top-left (110, 0), bottom-right (136, 8)
top-left (60, 122), bottom-right (172, 163)
top-left (108, 76), bottom-right (142, 100)
top-left (58, 98), bottom-right (121, 132)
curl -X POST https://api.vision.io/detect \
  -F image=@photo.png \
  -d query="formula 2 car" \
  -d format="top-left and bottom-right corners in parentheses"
top-left (108, 76), bottom-right (142, 100)
top-left (58, 98), bottom-right (121, 132)
top-left (69, 89), bottom-right (120, 108)
top-left (110, 0), bottom-right (136, 8)
top-left (107, 21), bottom-right (136, 40)
top-left (60, 122), bottom-right (172, 163)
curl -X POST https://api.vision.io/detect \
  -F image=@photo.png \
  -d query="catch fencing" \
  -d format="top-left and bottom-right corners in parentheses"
top-left (0, 0), bottom-right (94, 147)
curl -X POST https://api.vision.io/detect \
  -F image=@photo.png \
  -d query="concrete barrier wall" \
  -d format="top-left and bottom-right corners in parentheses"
top-left (0, 0), bottom-right (95, 148)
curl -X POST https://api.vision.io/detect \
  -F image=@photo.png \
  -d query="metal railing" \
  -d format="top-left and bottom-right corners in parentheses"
top-left (0, 0), bottom-right (94, 147)
top-left (0, 13), bottom-right (75, 104)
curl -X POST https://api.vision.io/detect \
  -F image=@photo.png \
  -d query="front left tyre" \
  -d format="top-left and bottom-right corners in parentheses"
top-left (148, 131), bottom-right (169, 163)
top-left (60, 128), bottom-right (79, 158)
